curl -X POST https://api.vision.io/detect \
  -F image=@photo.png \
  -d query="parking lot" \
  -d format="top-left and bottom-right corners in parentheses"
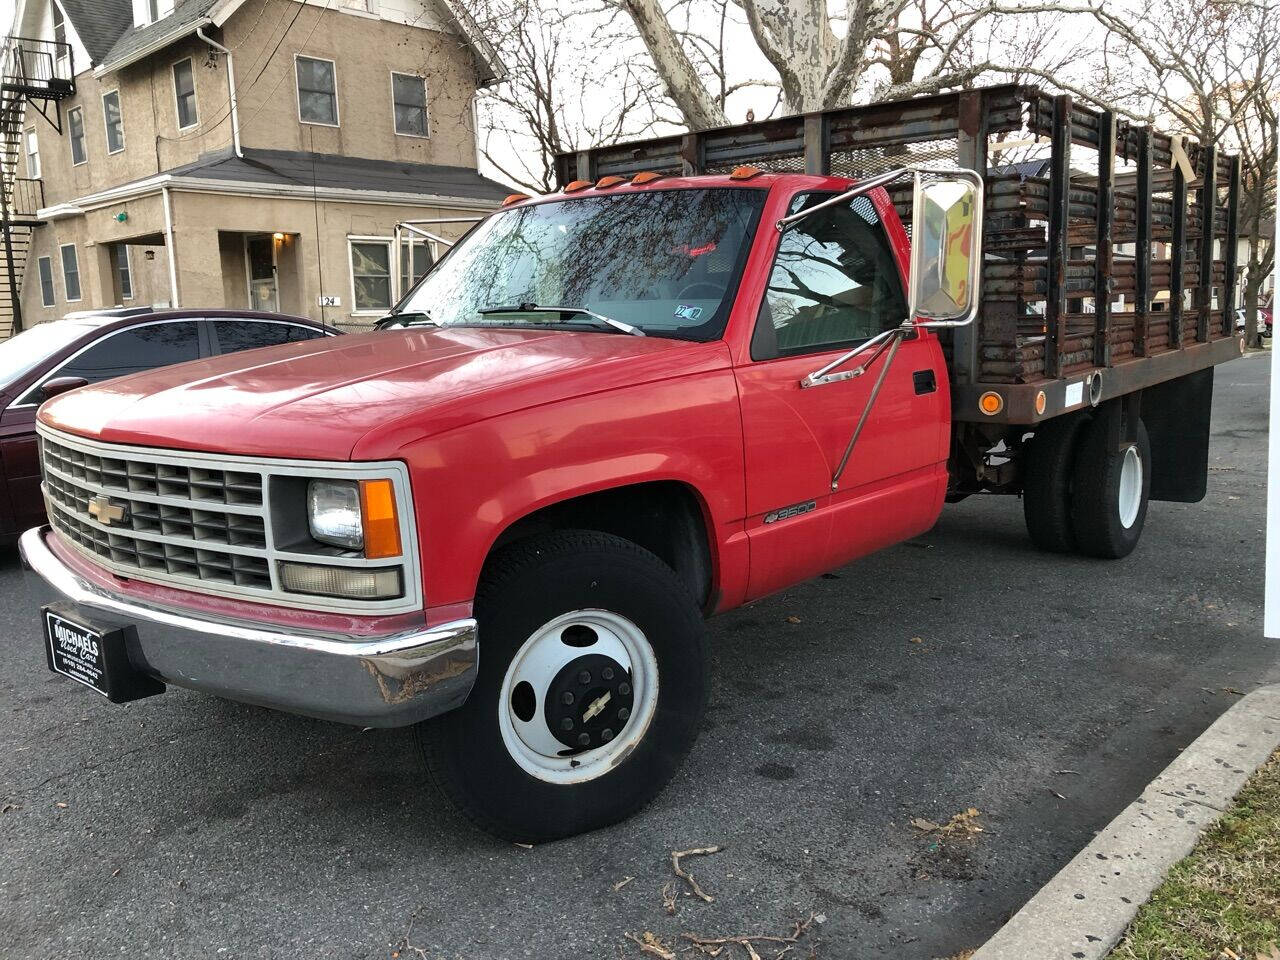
top-left (1, 350), bottom-right (1274, 960)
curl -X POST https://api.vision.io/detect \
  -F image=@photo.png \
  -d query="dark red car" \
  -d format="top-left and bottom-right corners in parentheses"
top-left (0, 308), bottom-right (337, 544)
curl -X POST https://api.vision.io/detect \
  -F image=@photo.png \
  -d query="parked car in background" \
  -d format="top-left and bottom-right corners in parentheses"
top-left (0, 309), bottom-right (336, 544)
top-left (1235, 306), bottom-right (1272, 338)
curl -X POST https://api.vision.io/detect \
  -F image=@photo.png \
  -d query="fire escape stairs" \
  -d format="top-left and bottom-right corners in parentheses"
top-left (1, 36), bottom-right (74, 340)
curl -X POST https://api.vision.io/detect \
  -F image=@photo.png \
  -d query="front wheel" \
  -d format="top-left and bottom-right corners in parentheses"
top-left (417, 530), bottom-right (708, 842)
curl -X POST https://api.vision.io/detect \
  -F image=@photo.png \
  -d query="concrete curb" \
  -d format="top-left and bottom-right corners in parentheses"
top-left (972, 683), bottom-right (1280, 960)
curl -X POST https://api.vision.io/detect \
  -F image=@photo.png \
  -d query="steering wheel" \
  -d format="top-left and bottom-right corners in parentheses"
top-left (675, 282), bottom-right (723, 301)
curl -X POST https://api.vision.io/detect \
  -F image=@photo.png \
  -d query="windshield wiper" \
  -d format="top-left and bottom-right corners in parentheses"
top-left (477, 303), bottom-right (645, 337)
top-left (378, 310), bottom-right (439, 329)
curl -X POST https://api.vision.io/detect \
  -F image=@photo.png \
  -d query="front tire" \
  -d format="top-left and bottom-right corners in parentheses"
top-left (417, 530), bottom-right (708, 843)
top-left (1070, 414), bottom-right (1151, 559)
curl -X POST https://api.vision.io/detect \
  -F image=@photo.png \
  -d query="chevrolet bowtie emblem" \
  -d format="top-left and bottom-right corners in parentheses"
top-left (87, 495), bottom-right (127, 526)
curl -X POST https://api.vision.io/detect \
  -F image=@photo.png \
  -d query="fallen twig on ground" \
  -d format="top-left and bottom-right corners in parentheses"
top-left (671, 845), bottom-right (721, 903)
top-left (613, 875), bottom-right (635, 892)
top-left (626, 931), bottom-right (676, 959)
top-left (681, 914), bottom-right (816, 960)
top-left (661, 880), bottom-right (678, 914)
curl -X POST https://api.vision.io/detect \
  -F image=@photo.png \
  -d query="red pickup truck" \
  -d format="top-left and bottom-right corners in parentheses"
top-left (22, 87), bottom-right (1244, 842)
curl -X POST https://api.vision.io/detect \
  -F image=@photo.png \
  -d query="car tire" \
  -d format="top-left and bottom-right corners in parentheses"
top-left (1022, 415), bottom-right (1086, 553)
top-left (417, 530), bottom-right (708, 843)
top-left (1069, 412), bottom-right (1151, 559)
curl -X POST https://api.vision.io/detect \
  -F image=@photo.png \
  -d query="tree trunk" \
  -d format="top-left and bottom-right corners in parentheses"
top-left (1244, 265), bottom-right (1265, 349)
top-left (620, 0), bottom-right (728, 130)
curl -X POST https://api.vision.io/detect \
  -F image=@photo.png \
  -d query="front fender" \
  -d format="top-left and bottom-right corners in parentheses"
top-left (401, 369), bottom-right (749, 611)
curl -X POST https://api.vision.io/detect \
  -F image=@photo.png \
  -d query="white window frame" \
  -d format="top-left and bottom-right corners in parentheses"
top-left (347, 236), bottom-right (393, 316)
top-left (172, 57), bottom-right (199, 130)
top-left (59, 243), bottom-right (82, 303)
top-left (389, 71), bottom-right (429, 139)
top-left (114, 245), bottom-right (134, 301)
top-left (25, 128), bottom-right (39, 178)
top-left (336, 0), bottom-right (378, 15)
top-left (102, 89), bottom-right (126, 154)
top-left (37, 255), bottom-right (54, 307)
top-left (294, 54), bottom-right (340, 128)
top-left (395, 235), bottom-right (437, 301)
top-left (67, 105), bottom-right (87, 165)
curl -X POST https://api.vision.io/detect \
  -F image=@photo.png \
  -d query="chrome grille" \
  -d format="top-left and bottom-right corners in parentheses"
top-left (37, 426), bottom-right (424, 614)
top-left (41, 434), bottom-right (272, 590)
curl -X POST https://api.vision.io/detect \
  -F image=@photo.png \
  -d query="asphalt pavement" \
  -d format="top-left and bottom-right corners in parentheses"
top-left (2, 350), bottom-right (1275, 960)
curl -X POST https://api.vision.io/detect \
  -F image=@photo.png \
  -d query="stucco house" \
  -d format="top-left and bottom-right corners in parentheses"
top-left (0, 0), bottom-right (509, 335)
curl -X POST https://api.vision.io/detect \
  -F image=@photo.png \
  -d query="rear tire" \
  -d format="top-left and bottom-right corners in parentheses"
top-left (417, 530), bottom-right (708, 843)
top-left (1022, 415), bottom-right (1086, 553)
top-left (1070, 415), bottom-right (1151, 559)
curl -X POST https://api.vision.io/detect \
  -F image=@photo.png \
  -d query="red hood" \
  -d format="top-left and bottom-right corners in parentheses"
top-left (38, 327), bottom-right (730, 460)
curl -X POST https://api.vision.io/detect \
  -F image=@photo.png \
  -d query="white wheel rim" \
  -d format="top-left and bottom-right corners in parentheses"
top-left (1118, 445), bottom-right (1143, 529)
top-left (497, 609), bottom-right (659, 785)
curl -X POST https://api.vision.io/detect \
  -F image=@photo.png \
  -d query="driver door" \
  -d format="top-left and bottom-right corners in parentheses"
top-left (736, 192), bottom-right (949, 600)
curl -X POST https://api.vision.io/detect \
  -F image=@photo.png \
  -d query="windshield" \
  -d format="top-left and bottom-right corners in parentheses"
top-left (397, 188), bottom-right (766, 339)
top-left (0, 322), bottom-right (92, 389)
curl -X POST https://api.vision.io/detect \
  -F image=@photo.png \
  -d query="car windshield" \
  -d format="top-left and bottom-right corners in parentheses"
top-left (0, 322), bottom-right (93, 388)
top-left (396, 188), bottom-right (766, 340)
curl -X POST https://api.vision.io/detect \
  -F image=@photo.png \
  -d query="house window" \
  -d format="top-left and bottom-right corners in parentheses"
top-left (148, 0), bottom-right (160, 20)
top-left (172, 58), bottom-right (198, 129)
top-left (103, 90), bottom-right (125, 153)
top-left (399, 238), bottom-right (434, 295)
top-left (37, 256), bottom-right (54, 307)
top-left (68, 106), bottom-right (87, 164)
top-left (391, 72), bottom-right (428, 137)
top-left (25, 129), bottom-right (38, 178)
top-left (60, 244), bottom-right (81, 302)
top-left (349, 240), bottom-right (392, 312)
top-left (112, 245), bottom-right (134, 300)
top-left (338, 0), bottom-right (375, 10)
top-left (296, 56), bottom-right (338, 126)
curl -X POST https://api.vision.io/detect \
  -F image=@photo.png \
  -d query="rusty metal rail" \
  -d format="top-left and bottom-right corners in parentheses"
top-left (555, 84), bottom-right (1243, 422)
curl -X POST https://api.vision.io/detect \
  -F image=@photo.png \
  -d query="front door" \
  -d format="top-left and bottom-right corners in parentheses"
top-left (737, 191), bottom-right (949, 600)
top-left (246, 235), bottom-right (278, 312)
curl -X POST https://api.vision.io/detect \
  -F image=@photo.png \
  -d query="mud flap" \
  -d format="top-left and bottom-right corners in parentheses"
top-left (1140, 367), bottom-right (1213, 503)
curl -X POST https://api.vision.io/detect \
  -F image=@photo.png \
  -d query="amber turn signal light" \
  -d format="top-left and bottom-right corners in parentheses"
top-left (1035, 390), bottom-right (1047, 415)
top-left (978, 391), bottom-right (1004, 416)
top-left (359, 479), bottom-right (402, 559)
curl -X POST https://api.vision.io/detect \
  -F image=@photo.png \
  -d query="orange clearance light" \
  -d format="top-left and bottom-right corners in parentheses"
top-left (631, 171), bottom-right (663, 184)
top-left (729, 165), bottom-right (762, 180)
top-left (502, 193), bottom-right (530, 206)
top-left (359, 479), bottom-right (402, 559)
top-left (595, 175), bottom-right (625, 189)
top-left (563, 179), bottom-right (592, 192)
top-left (978, 391), bottom-right (1004, 416)
top-left (1035, 390), bottom-right (1047, 415)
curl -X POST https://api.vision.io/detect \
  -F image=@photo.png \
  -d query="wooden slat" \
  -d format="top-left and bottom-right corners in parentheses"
top-left (1197, 143), bottom-right (1216, 342)
top-left (1170, 154), bottom-right (1188, 349)
top-left (1094, 111), bottom-right (1115, 366)
top-left (1044, 95), bottom-right (1072, 378)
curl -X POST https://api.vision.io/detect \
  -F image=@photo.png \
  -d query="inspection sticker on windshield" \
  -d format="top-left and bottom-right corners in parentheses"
top-left (674, 304), bottom-right (704, 321)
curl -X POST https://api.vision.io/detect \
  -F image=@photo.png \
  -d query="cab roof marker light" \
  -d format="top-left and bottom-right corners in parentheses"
top-left (729, 165), bottom-right (763, 180)
top-left (631, 171), bottom-right (663, 184)
top-left (563, 179), bottom-right (592, 193)
top-left (502, 193), bottom-right (531, 206)
top-left (595, 175), bottom-right (626, 189)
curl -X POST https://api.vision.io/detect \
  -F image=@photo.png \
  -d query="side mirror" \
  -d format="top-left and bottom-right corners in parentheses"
top-left (40, 376), bottom-right (89, 402)
top-left (909, 172), bottom-right (983, 326)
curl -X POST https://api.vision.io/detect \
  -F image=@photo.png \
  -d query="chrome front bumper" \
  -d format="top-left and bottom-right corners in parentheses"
top-left (20, 526), bottom-right (477, 727)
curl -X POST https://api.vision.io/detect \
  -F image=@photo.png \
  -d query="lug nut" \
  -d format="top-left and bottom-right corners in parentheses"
top-left (618, 707), bottom-right (630, 721)
top-left (577, 732), bottom-right (591, 746)
top-left (561, 691), bottom-right (575, 706)
top-left (578, 670), bottom-right (591, 684)
top-left (601, 728), bottom-right (614, 742)
top-left (618, 682), bottom-right (631, 696)
top-left (560, 717), bottom-right (574, 731)
top-left (601, 666), bottom-right (614, 681)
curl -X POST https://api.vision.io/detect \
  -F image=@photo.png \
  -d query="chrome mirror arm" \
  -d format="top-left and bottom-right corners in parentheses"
top-left (800, 325), bottom-right (908, 389)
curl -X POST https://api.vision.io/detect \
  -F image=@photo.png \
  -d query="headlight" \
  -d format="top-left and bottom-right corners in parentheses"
top-left (307, 479), bottom-right (362, 550)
